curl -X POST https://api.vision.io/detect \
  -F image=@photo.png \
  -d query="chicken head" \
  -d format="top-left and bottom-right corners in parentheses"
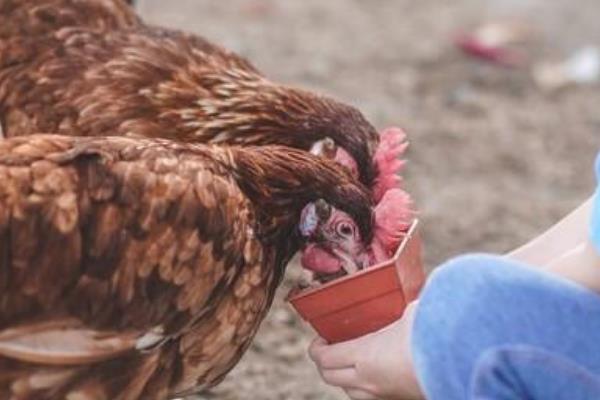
top-left (299, 187), bottom-right (413, 282)
top-left (310, 127), bottom-right (408, 203)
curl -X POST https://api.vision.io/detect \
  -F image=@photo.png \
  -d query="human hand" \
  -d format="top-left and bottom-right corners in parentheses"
top-left (308, 302), bottom-right (424, 400)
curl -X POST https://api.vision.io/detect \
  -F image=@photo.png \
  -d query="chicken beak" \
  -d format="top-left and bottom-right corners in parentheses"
top-left (332, 248), bottom-right (360, 275)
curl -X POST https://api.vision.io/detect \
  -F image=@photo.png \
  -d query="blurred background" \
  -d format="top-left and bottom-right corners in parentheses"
top-left (137, 1), bottom-right (599, 398)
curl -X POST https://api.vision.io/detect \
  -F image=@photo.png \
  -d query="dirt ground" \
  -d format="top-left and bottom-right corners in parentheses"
top-left (137, 1), bottom-right (600, 399)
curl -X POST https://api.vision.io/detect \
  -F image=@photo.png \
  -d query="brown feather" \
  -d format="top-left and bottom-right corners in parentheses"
top-left (0, 134), bottom-right (372, 399)
top-left (0, 0), bottom-right (378, 186)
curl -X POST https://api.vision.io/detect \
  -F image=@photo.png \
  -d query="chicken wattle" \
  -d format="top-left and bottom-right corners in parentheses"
top-left (301, 244), bottom-right (342, 274)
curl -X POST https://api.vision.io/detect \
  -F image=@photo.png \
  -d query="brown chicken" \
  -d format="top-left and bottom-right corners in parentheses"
top-left (0, 0), bottom-right (379, 186)
top-left (0, 134), bottom-right (373, 399)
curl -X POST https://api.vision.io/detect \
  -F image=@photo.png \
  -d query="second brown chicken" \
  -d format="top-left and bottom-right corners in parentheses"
top-left (0, 0), bottom-right (380, 187)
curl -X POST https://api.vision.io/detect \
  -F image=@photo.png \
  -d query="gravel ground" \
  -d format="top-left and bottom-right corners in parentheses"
top-left (137, 1), bottom-right (600, 399)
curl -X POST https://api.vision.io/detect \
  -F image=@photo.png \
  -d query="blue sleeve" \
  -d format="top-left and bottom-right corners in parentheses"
top-left (591, 153), bottom-right (600, 253)
top-left (411, 254), bottom-right (600, 400)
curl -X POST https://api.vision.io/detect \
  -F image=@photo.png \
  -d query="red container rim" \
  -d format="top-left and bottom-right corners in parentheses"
top-left (287, 219), bottom-right (420, 301)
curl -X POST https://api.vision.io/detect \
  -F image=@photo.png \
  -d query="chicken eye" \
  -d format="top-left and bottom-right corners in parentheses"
top-left (336, 223), bottom-right (354, 237)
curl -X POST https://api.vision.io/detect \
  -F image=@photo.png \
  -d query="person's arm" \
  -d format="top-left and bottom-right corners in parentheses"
top-left (506, 197), bottom-right (600, 293)
top-left (506, 195), bottom-right (600, 292)
top-left (543, 237), bottom-right (600, 292)
top-left (506, 196), bottom-right (593, 268)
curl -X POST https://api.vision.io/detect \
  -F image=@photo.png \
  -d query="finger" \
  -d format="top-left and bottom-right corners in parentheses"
top-left (308, 337), bottom-right (328, 363)
top-left (309, 337), bottom-right (365, 369)
top-left (319, 368), bottom-right (374, 392)
top-left (404, 300), bottom-right (420, 322)
top-left (344, 388), bottom-right (379, 400)
top-left (308, 337), bottom-right (327, 355)
top-left (321, 367), bottom-right (360, 388)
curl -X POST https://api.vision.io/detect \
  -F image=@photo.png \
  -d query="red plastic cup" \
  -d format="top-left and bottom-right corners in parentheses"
top-left (288, 220), bottom-right (425, 343)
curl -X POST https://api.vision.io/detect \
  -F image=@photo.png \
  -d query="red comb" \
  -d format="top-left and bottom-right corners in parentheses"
top-left (372, 127), bottom-right (409, 202)
top-left (373, 188), bottom-right (415, 254)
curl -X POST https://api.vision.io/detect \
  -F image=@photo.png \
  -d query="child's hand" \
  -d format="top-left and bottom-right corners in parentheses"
top-left (308, 302), bottom-right (424, 400)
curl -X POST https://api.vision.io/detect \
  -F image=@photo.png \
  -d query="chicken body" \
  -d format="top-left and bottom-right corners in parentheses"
top-left (0, 0), bottom-right (379, 186)
top-left (0, 134), bottom-right (372, 399)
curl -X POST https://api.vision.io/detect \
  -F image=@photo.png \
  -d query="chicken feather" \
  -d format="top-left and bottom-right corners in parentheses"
top-left (0, 0), bottom-right (379, 186)
top-left (0, 134), bottom-right (373, 399)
